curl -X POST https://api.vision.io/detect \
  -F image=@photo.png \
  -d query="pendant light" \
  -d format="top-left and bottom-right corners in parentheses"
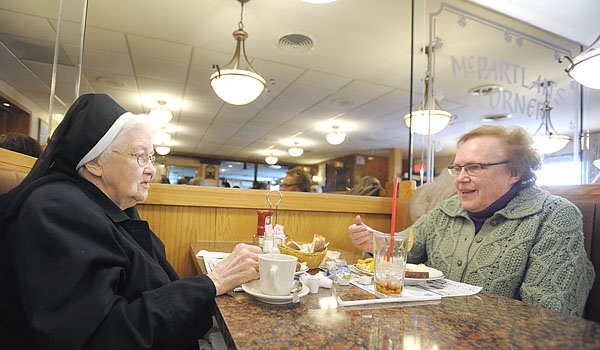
top-left (149, 100), bottom-right (173, 125)
top-left (532, 80), bottom-right (570, 154)
top-left (560, 34), bottom-right (600, 90)
top-left (155, 145), bottom-right (171, 156)
top-left (288, 142), bottom-right (304, 157)
top-left (210, 0), bottom-right (267, 105)
top-left (404, 46), bottom-right (451, 135)
top-left (265, 154), bottom-right (278, 165)
top-left (326, 125), bottom-right (346, 145)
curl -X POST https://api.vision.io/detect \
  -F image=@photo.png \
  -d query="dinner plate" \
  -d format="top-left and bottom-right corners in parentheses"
top-left (405, 264), bottom-right (444, 285)
top-left (350, 264), bottom-right (373, 276)
top-left (241, 280), bottom-right (309, 305)
top-left (350, 264), bottom-right (444, 285)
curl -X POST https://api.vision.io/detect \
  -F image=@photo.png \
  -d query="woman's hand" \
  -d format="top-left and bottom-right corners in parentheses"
top-left (208, 243), bottom-right (261, 295)
top-left (348, 215), bottom-right (374, 253)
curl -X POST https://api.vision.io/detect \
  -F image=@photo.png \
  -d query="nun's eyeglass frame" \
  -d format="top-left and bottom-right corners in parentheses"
top-left (112, 150), bottom-right (156, 167)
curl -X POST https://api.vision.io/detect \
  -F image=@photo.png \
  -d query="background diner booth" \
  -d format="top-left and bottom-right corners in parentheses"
top-left (1, 0), bottom-right (600, 348)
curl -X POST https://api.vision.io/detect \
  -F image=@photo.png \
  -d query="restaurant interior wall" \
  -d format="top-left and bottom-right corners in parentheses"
top-left (410, 0), bottom-right (598, 185)
top-left (1, 0), bottom-right (600, 185)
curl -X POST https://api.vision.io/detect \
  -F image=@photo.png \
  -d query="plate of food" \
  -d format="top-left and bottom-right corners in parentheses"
top-left (351, 259), bottom-right (444, 285)
top-left (295, 261), bottom-right (309, 276)
top-left (404, 263), bottom-right (444, 285)
top-left (351, 257), bottom-right (374, 275)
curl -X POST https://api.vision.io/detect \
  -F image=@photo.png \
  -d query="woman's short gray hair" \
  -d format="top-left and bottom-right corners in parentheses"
top-left (457, 125), bottom-right (542, 185)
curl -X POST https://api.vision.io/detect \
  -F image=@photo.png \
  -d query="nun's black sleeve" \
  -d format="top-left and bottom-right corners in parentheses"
top-left (8, 180), bottom-right (214, 349)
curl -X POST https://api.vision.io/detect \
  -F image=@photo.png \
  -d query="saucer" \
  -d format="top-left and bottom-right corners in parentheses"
top-left (295, 267), bottom-right (309, 276)
top-left (241, 280), bottom-right (309, 304)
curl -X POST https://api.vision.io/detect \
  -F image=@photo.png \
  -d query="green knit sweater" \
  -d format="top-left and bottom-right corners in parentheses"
top-left (405, 185), bottom-right (595, 316)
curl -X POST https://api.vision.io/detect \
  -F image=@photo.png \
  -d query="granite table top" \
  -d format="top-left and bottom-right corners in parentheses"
top-left (191, 241), bottom-right (600, 349)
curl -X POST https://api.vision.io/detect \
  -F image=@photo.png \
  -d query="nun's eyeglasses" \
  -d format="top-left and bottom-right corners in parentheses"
top-left (112, 150), bottom-right (156, 167)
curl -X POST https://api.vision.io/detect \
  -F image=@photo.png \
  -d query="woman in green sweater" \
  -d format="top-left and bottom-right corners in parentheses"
top-left (349, 125), bottom-right (595, 316)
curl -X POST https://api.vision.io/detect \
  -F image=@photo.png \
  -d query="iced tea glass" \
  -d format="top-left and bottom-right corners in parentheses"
top-left (372, 231), bottom-right (407, 298)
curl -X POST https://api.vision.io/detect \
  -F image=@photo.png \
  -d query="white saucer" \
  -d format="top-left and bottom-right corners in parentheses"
top-left (241, 280), bottom-right (309, 304)
top-left (295, 267), bottom-right (309, 276)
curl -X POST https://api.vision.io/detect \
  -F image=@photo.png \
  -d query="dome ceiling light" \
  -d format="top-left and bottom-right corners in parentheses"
top-left (532, 80), bottom-right (570, 154)
top-left (155, 145), bottom-right (171, 156)
top-left (326, 125), bottom-right (346, 145)
top-left (149, 100), bottom-right (173, 125)
top-left (288, 141), bottom-right (304, 157)
top-left (560, 34), bottom-right (600, 90)
top-left (265, 153), bottom-right (278, 165)
top-left (404, 46), bottom-right (451, 135)
top-left (209, 0), bottom-right (267, 105)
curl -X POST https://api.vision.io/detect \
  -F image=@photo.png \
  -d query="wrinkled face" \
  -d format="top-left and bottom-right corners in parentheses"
top-left (280, 174), bottom-right (301, 192)
top-left (452, 136), bottom-right (521, 212)
top-left (91, 130), bottom-right (156, 209)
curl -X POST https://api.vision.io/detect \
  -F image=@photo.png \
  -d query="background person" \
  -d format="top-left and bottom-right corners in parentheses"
top-left (0, 132), bottom-right (43, 157)
top-left (280, 166), bottom-right (311, 192)
top-left (347, 175), bottom-right (384, 196)
top-left (348, 125), bottom-right (594, 316)
top-left (0, 94), bottom-right (261, 349)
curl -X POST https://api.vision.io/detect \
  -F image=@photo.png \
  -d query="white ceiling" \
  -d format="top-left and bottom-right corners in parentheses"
top-left (1, 0), bottom-right (599, 170)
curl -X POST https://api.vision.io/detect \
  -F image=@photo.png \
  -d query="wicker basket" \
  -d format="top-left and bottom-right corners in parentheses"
top-left (278, 243), bottom-right (328, 269)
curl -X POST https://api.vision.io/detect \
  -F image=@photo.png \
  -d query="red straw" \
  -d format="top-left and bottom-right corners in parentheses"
top-left (388, 176), bottom-right (399, 261)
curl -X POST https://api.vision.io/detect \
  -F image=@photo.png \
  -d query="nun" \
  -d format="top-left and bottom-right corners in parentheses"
top-left (0, 94), bottom-right (261, 349)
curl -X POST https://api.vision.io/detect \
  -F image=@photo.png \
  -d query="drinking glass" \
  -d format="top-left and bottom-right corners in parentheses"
top-left (372, 231), bottom-right (407, 298)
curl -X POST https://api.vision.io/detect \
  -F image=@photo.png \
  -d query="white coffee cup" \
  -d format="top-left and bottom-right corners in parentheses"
top-left (259, 254), bottom-right (298, 296)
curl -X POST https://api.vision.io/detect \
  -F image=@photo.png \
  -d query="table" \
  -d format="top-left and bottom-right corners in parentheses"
top-left (190, 241), bottom-right (600, 349)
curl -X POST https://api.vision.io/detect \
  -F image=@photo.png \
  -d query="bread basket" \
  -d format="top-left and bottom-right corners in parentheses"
top-left (278, 243), bottom-right (328, 269)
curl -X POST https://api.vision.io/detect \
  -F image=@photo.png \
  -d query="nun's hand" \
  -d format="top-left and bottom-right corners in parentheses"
top-left (208, 243), bottom-right (261, 295)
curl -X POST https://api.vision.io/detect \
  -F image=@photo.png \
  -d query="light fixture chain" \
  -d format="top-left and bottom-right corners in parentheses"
top-left (238, 1), bottom-right (245, 30)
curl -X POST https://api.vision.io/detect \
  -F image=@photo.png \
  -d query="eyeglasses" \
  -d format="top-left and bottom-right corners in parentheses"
top-left (447, 160), bottom-right (509, 176)
top-left (280, 183), bottom-right (298, 188)
top-left (112, 150), bottom-right (156, 167)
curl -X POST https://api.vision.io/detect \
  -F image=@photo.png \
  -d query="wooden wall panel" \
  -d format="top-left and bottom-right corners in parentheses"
top-left (214, 208), bottom-right (257, 242)
top-left (0, 150), bottom-right (413, 279)
top-left (543, 184), bottom-right (600, 201)
top-left (137, 204), bottom-right (218, 278)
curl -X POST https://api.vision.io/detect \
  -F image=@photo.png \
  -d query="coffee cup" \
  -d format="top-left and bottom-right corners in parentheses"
top-left (259, 254), bottom-right (298, 296)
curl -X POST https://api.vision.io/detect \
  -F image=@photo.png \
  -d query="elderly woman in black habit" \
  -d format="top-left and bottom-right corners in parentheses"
top-left (0, 94), bottom-right (261, 349)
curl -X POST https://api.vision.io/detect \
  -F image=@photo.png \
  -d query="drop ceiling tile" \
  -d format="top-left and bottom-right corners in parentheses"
top-left (128, 35), bottom-right (191, 63)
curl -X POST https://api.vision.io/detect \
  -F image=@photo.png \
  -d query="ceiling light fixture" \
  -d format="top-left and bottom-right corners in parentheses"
top-left (326, 125), bottom-right (346, 145)
top-left (404, 46), bottom-right (452, 135)
top-left (156, 145), bottom-right (171, 156)
top-left (265, 153), bottom-right (278, 165)
top-left (560, 34), bottom-right (600, 90)
top-left (288, 142), bottom-right (304, 157)
top-left (149, 100), bottom-right (173, 124)
top-left (532, 80), bottom-right (570, 154)
top-left (153, 130), bottom-right (172, 145)
top-left (209, 0), bottom-right (267, 105)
